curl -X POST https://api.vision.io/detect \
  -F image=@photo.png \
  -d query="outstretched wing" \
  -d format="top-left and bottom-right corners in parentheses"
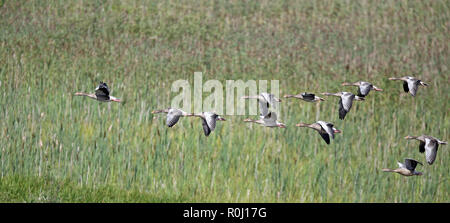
top-left (201, 118), bottom-right (212, 136)
top-left (263, 112), bottom-right (278, 126)
top-left (318, 132), bottom-right (330, 144)
top-left (357, 87), bottom-right (363, 97)
top-left (258, 99), bottom-right (270, 117)
top-left (95, 82), bottom-right (110, 97)
top-left (301, 92), bottom-right (316, 101)
top-left (404, 158), bottom-right (422, 171)
top-left (338, 98), bottom-right (347, 120)
top-left (358, 83), bottom-right (371, 97)
top-left (403, 81), bottom-right (409, 93)
top-left (261, 92), bottom-right (278, 109)
top-left (424, 138), bottom-right (438, 165)
top-left (317, 121), bottom-right (334, 139)
top-left (341, 93), bottom-right (354, 111)
top-left (204, 112), bottom-right (217, 131)
top-left (419, 141), bottom-right (425, 153)
top-left (407, 79), bottom-right (420, 96)
top-left (166, 109), bottom-right (182, 127)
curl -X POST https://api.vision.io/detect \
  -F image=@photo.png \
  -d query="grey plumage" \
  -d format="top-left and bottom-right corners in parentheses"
top-left (301, 92), bottom-right (316, 101)
top-left (194, 112), bottom-right (225, 136)
top-left (296, 121), bottom-right (340, 145)
top-left (342, 81), bottom-right (382, 97)
top-left (424, 138), bottom-right (438, 165)
top-left (152, 108), bottom-right (190, 128)
top-left (338, 92), bottom-right (356, 120)
top-left (322, 91), bottom-right (363, 120)
top-left (404, 78), bottom-right (420, 96)
top-left (403, 158), bottom-right (422, 172)
top-left (243, 93), bottom-right (281, 117)
top-left (166, 109), bottom-right (183, 127)
top-left (406, 135), bottom-right (447, 165)
top-left (390, 76), bottom-right (427, 96)
top-left (357, 82), bottom-right (373, 97)
top-left (201, 118), bottom-right (212, 136)
top-left (95, 81), bottom-right (111, 101)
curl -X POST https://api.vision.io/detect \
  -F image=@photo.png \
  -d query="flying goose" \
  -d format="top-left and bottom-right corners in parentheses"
top-left (405, 135), bottom-right (447, 165)
top-left (388, 76), bottom-right (428, 96)
top-left (321, 92), bottom-right (364, 120)
top-left (382, 158), bottom-right (423, 176)
top-left (295, 121), bottom-right (341, 144)
top-left (152, 108), bottom-right (192, 128)
top-left (283, 92), bottom-right (325, 102)
top-left (190, 112), bottom-right (226, 136)
top-left (242, 93), bottom-right (281, 117)
top-left (341, 81), bottom-right (383, 97)
top-left (75, 81), bottom-right (121, 102)
top-left (243, 111), bottom-right (286, 128)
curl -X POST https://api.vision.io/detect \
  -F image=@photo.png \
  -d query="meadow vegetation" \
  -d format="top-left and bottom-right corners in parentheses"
top-left (0, 0), bottom-right (448, 202)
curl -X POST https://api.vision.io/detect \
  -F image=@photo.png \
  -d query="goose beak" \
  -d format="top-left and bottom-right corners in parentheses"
top-left (279, 123), bottom-right (286, 128)
top-left (295, 123), bottom-right (301, 127)
top-left (218, 116), bottom-right (226, 121)
top-left (275, 98), bottom-right (282, 102)
top-left (333, 129), bottom-right (342, 133)
top-left (243, 118), bottom-right (252, 122)
top-left (420, 81), bottom-right (428, 86)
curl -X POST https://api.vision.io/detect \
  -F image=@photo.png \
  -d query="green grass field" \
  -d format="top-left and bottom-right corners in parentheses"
top-left (0, 0), bottom-right (448, 202)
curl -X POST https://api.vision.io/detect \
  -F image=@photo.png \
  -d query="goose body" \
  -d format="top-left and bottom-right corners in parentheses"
top-left (382, 158), bottom-right (423, 176)
top-left (296, 121), bottom-right (341, 144)
top-left (242, 93), bottom-right (281, 117)
top-left (283, 92), bottom-right (325, 102)
top-left (243, 111), bottom-right (286, 128)
top-left (405, 135), bottom-right (447, 165)
top-left (321, 92), bottom-right (364, 120)
top-left (75, 81), bottom-right (121, 102)
top-left (341, 81), bottom-right (382, 97)
top-left (191, 112), bottom-right (226, 136)
top-left (388, 76), bottom-right (428, 96)
top-left (152, 108), bottom-right (191, 128)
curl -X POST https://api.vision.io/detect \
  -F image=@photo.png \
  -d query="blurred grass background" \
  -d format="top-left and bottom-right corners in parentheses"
top-left (0, 0), bottom-right (448, 202)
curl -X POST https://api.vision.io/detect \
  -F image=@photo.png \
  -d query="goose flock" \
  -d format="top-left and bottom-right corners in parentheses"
top-left (75, 75), bottom-right (446, 177)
